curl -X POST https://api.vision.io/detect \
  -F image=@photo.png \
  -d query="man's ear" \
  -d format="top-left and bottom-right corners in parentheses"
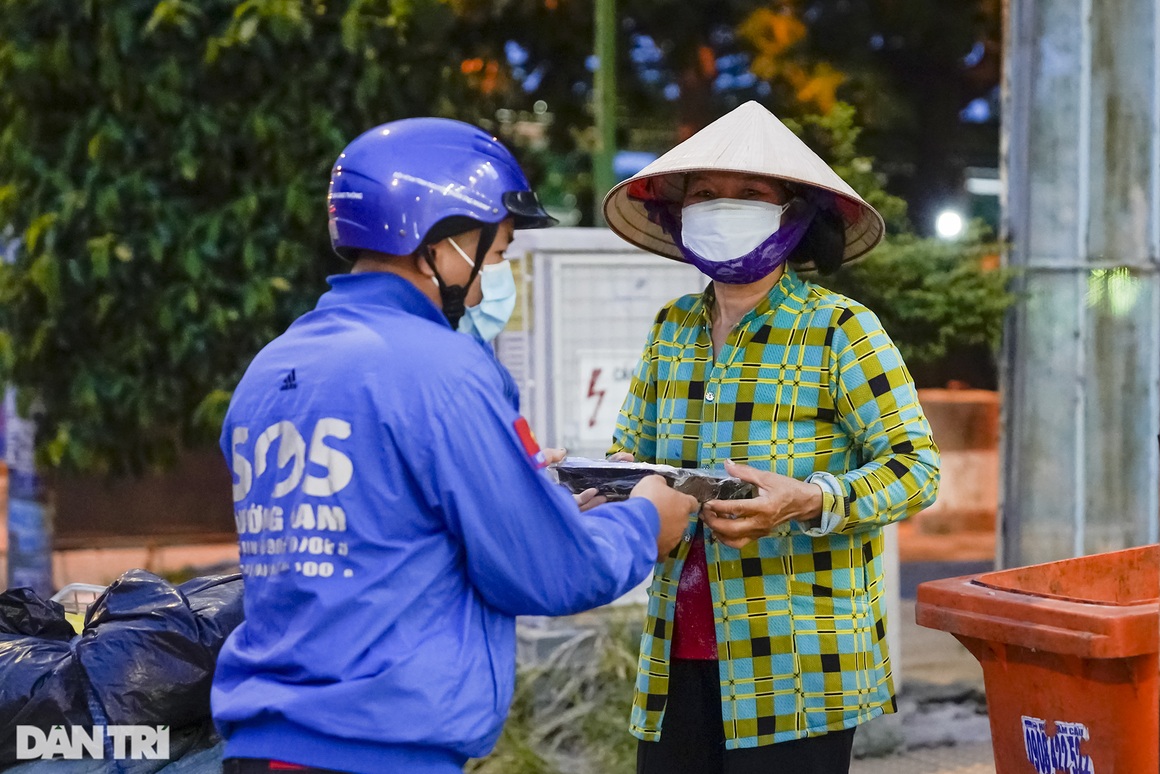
top-left (414, 244), bottom-right (438, 278)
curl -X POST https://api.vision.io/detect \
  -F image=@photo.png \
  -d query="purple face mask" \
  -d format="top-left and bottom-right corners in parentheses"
top-left (646, 199), bottom-right (816, 284)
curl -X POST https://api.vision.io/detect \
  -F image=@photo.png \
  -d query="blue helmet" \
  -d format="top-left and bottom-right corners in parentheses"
top-left (328, 117), bottom-right (555, 260)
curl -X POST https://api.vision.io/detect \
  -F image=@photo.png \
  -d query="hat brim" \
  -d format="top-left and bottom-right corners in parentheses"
top-left (601, 101), bottom-right (886, 268)
top-left (604, 167), bottom-right (884, 267)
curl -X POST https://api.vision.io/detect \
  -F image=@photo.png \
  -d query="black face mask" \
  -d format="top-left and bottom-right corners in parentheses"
top-left (423, 222), bottom-right (499, 329)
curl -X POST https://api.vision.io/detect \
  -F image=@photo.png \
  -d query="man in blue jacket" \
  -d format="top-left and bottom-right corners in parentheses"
top-left (211, 118), bottom-right (697, 774)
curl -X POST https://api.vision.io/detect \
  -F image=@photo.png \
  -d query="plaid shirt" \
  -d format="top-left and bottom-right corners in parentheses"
top-left (610, 267), bottom-right (940, 748)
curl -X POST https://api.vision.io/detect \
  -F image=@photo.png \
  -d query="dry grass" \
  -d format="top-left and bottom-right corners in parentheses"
top-left (469, 614), bottom-right (643, 774)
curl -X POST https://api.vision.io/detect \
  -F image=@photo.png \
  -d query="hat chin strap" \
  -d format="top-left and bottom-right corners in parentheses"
top-left (424, 222), bottom-right (500, 329)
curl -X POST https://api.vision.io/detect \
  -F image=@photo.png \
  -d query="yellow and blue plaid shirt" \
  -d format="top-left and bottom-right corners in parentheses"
top-left (610, 267), bottom-right (940, 748)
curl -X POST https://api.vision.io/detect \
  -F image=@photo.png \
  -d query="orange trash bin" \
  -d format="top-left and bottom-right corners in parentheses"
top-left (915, 544), bottom-right (1158, 774)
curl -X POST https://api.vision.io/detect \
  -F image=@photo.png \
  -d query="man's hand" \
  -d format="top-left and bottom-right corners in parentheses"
top-left (630, 474), bottom-right (698, 559)
top-left (543, 449), bottom-right (608, 510)
top-left (543, 447), bottom-right (568, 466)
top-left (607, 451), bottom-right (635, 462)
top-left (701, 460), bottom-right (823, 550)
top-left (573, 487), bottom-right (608, 512)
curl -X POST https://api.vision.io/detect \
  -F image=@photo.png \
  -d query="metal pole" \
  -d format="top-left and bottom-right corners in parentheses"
top-left (1001, 0), bottom-right (1160, 567)
top-left (593, 0), bottom-right (617, 225)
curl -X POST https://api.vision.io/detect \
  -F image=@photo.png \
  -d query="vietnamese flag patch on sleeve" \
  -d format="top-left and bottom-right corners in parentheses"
top-left (513, 417), bottom-right (546, 468)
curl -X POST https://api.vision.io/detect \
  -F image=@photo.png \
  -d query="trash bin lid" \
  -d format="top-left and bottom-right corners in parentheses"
top-left (974, 544), bottom-right (1158, 606)
top-left (915, 545), bottom-right (1159, 659)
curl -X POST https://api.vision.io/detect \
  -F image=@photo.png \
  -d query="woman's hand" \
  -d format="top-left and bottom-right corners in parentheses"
top-left (701, 460), bottom-right (822, 549)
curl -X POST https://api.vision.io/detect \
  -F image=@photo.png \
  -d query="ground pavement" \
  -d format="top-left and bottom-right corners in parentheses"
top-left (849, 598), bottom-right (996, 774)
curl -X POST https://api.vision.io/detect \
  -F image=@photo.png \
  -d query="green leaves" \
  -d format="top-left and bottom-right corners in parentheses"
top-left (786, 102), bottom-right (910, 232)
top-left (23, 212), bottom-right (58, 254)
top-left (822, 225), bottom-right (1015, 384)
top-left (0, 0), bottom-right (468, 475)
top-left (144, 1), bottom-right (206, 36)
top-left (780, 102), bottom-right (1014, 388)
top-left (0, 0), bottom-right (1004, 473)
top-left (27, 253), bottom-right (61, 309)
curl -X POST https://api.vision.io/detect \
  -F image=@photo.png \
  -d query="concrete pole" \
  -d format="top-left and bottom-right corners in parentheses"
top-left (593, 0), bottom-right (617, 225)
top-left (1000, 0), bottom-right (1160, 566)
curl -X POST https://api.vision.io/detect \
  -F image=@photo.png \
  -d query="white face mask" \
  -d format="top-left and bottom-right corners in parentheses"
top-left (679, 199), bottom-right (788, 262)
top-left (448, 237), bottom-right (516, 343)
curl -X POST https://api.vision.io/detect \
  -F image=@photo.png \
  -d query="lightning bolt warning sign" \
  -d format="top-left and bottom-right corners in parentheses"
top-left (577, 352), bottom-right (640, 445)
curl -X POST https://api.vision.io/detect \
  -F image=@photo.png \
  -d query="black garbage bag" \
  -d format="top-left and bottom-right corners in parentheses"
top-left (178, 575), bottom-right (246, 649)
top-left (0, 588), bottom-right (97, 765)
top-left (77, 572), bottom-right (244, 729)
top-left (0, 589), bottom-right (76, 640)
top-left (0, 570), bottom-right (243, 769)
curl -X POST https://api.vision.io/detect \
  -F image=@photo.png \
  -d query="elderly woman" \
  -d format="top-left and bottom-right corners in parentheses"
top-left (603, 101), bottom-right (940, 774)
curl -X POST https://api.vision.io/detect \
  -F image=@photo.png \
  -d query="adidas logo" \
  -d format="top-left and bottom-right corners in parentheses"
top-left (280, 369), bottom-right (298, 391)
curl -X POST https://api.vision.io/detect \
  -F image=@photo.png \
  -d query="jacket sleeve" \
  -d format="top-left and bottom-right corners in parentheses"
top-left (806, 305), bottom-right (941, 535)
top-left (609, 316), bottom-right (662, 463)
top-left (422, 368), bottom-right (660, 617)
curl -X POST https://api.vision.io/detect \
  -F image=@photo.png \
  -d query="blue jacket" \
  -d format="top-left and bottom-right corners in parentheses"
top-left (211, 272), bottom-right (660, 773)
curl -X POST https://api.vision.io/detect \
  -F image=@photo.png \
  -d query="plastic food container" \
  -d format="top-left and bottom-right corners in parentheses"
top-left (551, 457), bottom-right (757, 503)
top-left (50, 583), bottom-right (108, 634)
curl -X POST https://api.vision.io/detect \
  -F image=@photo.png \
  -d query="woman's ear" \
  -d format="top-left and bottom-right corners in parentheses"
top-left (791, 207), bottom-right (845, 275)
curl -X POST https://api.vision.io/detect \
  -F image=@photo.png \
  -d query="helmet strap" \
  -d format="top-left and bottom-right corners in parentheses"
top-left (424, 222), bottom-right (500, 329)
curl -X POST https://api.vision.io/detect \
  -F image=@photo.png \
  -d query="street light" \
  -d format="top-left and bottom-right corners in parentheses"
top-left (935, 209), bottom-right (965, 240)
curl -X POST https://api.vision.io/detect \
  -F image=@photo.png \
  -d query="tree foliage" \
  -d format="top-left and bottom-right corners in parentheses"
top-left (789, 104), bottom-right (1013, 386)
top-left (455, 0), bottom-right (999, 227)
top-left (0, 0), bottom-right (472, 474)
top-left (0, 0), bottom-right (1007, 475)
top-left (823, 232), bottom-right (1012, 377)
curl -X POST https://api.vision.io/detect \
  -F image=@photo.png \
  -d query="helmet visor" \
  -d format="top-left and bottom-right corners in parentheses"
top-left (503, 191), bottom-right (558, 230)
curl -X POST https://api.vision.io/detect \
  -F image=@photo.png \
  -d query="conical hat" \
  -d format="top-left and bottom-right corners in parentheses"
top-left (603, 101), bottom-right (885, 265)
